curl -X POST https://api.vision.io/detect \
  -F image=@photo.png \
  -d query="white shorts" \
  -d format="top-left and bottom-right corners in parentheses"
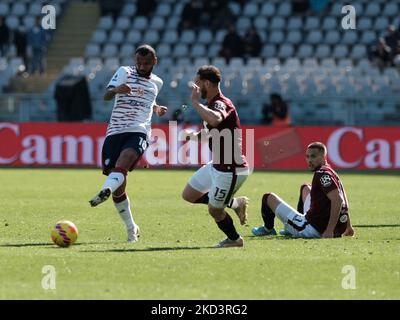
top-left (275, 197), bottom-right (321, 238)
top-left (188, 162), bottom-right (249, 209)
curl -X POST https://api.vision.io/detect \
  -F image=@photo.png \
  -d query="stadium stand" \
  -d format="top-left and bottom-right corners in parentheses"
top-left (0, 0), bottom-right (400, 125)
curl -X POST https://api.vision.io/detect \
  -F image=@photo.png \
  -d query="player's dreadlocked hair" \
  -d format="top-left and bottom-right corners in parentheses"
top-left (197, 65), bottom-right (221, 84)
top-left (307, 142), bottom-right (327, 155)
top-left (135, 44), bottom-right (156, 58)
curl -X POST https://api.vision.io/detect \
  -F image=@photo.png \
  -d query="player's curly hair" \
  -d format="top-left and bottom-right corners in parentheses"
top-left (197, 65), bottom-right (221, 84)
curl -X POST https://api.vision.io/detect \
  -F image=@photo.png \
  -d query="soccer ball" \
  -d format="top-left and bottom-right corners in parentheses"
top-left (51, 220), bottom-right (78, 247)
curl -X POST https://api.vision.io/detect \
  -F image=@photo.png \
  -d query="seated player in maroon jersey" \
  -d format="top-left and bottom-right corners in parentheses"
top-left (252, 142), bottom-right (355, 238)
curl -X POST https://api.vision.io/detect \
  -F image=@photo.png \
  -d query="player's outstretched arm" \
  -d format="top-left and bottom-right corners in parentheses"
top-left (103, 84), bottom-right (132, 101)
top-left (322, 189), bottom-right (344, 238)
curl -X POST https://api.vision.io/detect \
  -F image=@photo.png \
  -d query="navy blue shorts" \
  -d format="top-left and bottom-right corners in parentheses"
top-left (101, 132), bottom-right (148, 175)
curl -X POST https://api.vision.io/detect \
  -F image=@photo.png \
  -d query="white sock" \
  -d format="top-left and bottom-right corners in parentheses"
top-left (228, 198), bottom-right (239, 209)
top-left (102, 172), bottom-right (125, 193)
top-left (114, 196), bottom-right (136, 231)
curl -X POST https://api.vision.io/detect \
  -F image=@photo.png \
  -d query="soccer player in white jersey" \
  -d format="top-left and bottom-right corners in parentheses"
top-left (89, 44), bottom-right (167, 242)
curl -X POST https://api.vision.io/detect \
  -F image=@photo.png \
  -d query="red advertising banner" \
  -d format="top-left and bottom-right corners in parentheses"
top-left (0, 122), bottom-right (399, 170)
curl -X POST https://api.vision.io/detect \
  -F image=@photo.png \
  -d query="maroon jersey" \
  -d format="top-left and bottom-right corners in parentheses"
top-left (205, 93), bottom-right (248, 172)
top-left (305, 164), bottom-right (349, 236)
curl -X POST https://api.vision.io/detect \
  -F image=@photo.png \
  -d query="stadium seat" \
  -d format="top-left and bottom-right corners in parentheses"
top-left (324, 30), bottom-right (340, 45)
top-left (270, 17), bottom-right (285, 30)
top-left (109, 30), bottom-right (124, 45)
top-left (277, 2), bottom-right (291, 16)
top-left (102, 44), bottom-right (118, 58)
top-left (208, 44), bottom-right (220, 58)
top-left (157, 43), bottom-right (171, 58)
top-left (215, 30), bottom-right (227, 43)
top-left (321, 17), bottom-right (336, 30)
top-left (166, 16), bottom-right (180, 29)
top-left (120, 3), bottom-right (136, 17)
top-left (333, 45), bottom-right (349, 59)
top-left (197, 30), bottom-right (213, 45)
top-left (260, 3), bottom-right (275, 17)
top-left (360, 31), bottom-right (376, 45)
top-left (297, 45), bottom-right (313, 59)
top-left (383, 3), bottom-right (398, 17)
top-left (236, 17), bottom-right (252, 31)
top-left (351, 45), bottom-right (367, 59)
top-left (365, 3), bottom-right (380, 16)
top-left (126, 30), bottom-right (142, 44)
top-left (115, 17), bottom-right (131, 31)
top-left (91, 30), bottom-right (107, 44)
top-left (228, 2), bottom-right (241, 16)
top-left (180, 30), bottom-right (196, 45)
top-left (269, 30), bottom-right (284, 44)
top-left (11, 3), bottom-right (26, 17)
top-left (132, 17), bottom-right (148, 31)
top-left (315, 45), bottom-right (331, 59)
top-left (286, 30), bottom-right (302, 44)
top-left (341, 31), bottom-right (358, 44)
top-left (358, 17), bottom-right (372, 31)
top-left (306, 30), bottom-right (323, 44)
top-left (120, 44), bottom-right (135, 59)
top-left (278, 44), bottom-right (294, 59)
top-left (321, 58), bottom-right (336, 69)
top-left (150, 16), bottom-right (165, 30)
top-left (254, 16), bottom-right (268, 30)
top-left (290, 17), bottom-right (304, 30)
top-left (304, 17), bottom-right (320, 30)
top-left (0, 3), bottom-right (9, 16)
top-left (28, 3), bottom-right (42, 16)
top-left (5, 16), bottom-right (19, 30)
top-left (211, 57), bottom-right (227, 70)
top-left (190, 44), bottom-right (206, 58)
top-left (261, 44), bottom-right (277, 58)
top-left (155, 3), bottom-right (172, 17)
top-left (193, 57), bottom-right (210, 68)
top-left (98, 16), bottom-right (113, 30)
top-left (143, 30), bottom-right (160, 44)
top-left (374, 17), bottom-right (389, 31)
top-left (243, 3), bottom-right (258, 17)
top-left (23, 16), bottom-right (36, 29)
top-left (173, 44), bottom-right (189, 58)
top-left (162, 30), bottom-right (179, 44)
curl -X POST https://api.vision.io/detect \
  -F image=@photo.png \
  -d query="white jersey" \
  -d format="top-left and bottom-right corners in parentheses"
top-left (105, 66), bottom-right (163, 138)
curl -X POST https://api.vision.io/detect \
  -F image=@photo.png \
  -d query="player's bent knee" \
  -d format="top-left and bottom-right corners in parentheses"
top-left (181, 189), bottom-right (195, 203)
top-left (262, 192), bottom-right (276, 206)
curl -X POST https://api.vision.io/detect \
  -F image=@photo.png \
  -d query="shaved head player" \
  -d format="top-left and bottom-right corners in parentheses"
top-left (252, 142), bottom-right (354, 238)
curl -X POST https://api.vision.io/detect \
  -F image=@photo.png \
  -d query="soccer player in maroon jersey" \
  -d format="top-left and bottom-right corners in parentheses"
top-left (252, 142), bottom-right (354, 238)
top-left (181, 65), bottom-right (250, 248)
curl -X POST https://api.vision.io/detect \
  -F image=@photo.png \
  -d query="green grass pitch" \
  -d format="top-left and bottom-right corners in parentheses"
top-left (0, 168), bottom-right (399, 299)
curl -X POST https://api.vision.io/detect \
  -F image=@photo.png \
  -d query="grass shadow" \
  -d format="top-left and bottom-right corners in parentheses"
top-left (0, 242), bottom-right (60, 248)
top-left (354, 224), bottom-right (400, 228)
top-left (0, 241), bottom-right (123, 248)
top-left (82, 245), bottom-right (213, 253)
top-left (243, 235), bottom-right (297, 241)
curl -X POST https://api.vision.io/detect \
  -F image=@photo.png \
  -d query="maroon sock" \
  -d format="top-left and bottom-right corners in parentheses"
top-left (216, 213), bottom-right (239, 241)
top-left (261, 193), bottom-right (275, 230)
